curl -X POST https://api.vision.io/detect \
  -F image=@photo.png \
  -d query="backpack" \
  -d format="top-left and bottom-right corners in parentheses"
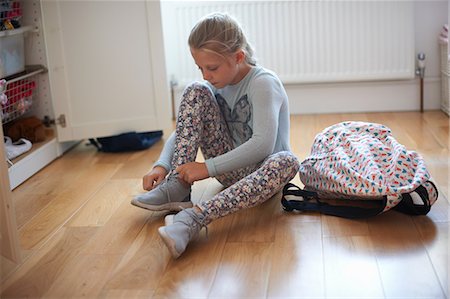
top-left (282, 121), bottom-right (438, 219)
top-left (89, 131), bottom-right (163, 153)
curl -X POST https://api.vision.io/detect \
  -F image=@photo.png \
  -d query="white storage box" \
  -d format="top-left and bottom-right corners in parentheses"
top-left (0, 28), bottom-right (25, 79)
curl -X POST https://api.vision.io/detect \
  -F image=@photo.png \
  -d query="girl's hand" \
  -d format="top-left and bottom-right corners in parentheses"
top-left (142, 166), bottom-right (168, 191)
top-left (176, 162), bottom-right (209, 185)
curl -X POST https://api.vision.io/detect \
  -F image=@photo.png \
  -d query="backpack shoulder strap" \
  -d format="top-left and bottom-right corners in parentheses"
top-left (88, 138), bottom-right (102, 151)
top-left (281, 183), bottom-right (388, 219)
top-left (393, 180), bottom-right (438, 215)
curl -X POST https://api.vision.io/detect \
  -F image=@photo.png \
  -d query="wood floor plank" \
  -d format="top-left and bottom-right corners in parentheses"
top-left (98, 289), bottom-right (155, 299)
top-left (396, 112), bottom-right (444, 151)
top-left (315, 114), bottom-right (345, 133)
top-left (1, 226), bottom-right (78, 293)
top-left (152, 216), bottom-right (232, 299)
top-left (321, 215), bottom-right (370, 237)
top-left (208, 242), bottom-right (273, 299)
top-left (368, 213), bottom-right (446, 298)
top-left (227, 194), bottom-right (281, 242)
top-left (0, 255), bottom-right (18, 284)
top-left (0, 227), bottom-right (98, 298)
top-left (339, 112), bottom-right (370, 123)
top-left (103, 215), bottom-right (170, 291)
top-left (420, 149), bottom-right (450, 200)
top-left (267, 218), bottom-right (325, 299)
top-left (290, 114), bottom-right (318, 159)
top-left (13, 193), bottom-right (54, 229)
top-left (111, 142), bottom-right (165, 179)
top-left (93, 150), bottom-right (134, 164)
top-left (18, 163), bottom-right (120, 250)
top-left (43, 253), bottom-right (123, 299)
top-left (79, 200), bottom-right (154, 255)
top-left (67, 179), bottom-right (141, 227)
top-left (374, 236), bottom-right (446, 299)
top-left (12, 142), bottom-right (98, 198)
top-left (323, 236), bottom-right (385, 298)
top-left (366, 112), bottom-right (418, 149)
top-left (424, 194), bottom-right (450, 223)
top-left (367, 212), bottom-right (424, 240)
top-left (10, 145), bottom-right (100, 229)
top-left (414, 219), bottom-right (449, 299)
top-left (424, 118), bottom-right (449, 150)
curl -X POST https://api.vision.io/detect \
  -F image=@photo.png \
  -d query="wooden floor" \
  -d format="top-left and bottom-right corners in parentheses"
top-left (1, 111), bottom-right (449, 299)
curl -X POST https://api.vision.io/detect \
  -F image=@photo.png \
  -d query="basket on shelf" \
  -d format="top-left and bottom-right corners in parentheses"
top-left (1, 74), bottom-right (37, 124)
top-left (0, 0), bottom-right (22, 31)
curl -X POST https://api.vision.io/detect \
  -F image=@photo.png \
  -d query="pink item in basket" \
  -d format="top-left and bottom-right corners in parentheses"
top-left (0, 79), bottom-right (7, 105)
top-left (5, 79), bottom-right (36, 104)
top-left (0, 93), bottom-right (7, 105)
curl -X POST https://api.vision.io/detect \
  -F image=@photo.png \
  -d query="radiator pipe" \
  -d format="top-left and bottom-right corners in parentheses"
top-left (416, 53), bottom-right (426, 113)
top-left (170, 76), bottom-right (178, 120)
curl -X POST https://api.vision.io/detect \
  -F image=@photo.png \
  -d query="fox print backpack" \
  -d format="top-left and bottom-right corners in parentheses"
top-left (282, 121), bottom-right (438, 219)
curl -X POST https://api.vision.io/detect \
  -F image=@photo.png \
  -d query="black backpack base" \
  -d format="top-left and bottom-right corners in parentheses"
top-left (281, 181), bottom-right (437, 219)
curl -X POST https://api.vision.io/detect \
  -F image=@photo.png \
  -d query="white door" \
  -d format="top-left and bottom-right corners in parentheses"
top-left (40, 0), bottom-right (171, 142)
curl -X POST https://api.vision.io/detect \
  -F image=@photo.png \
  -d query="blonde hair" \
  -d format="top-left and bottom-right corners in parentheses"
top-left (188, 12), bottom-right (256, 66)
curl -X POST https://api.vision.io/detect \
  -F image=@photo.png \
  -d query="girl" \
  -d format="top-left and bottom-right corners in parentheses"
top-left (131, 12), bottom-right (299, 258)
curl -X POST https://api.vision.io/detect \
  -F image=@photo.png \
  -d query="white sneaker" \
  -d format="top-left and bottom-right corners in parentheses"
top-left (158, 208), bottom-right (206, 258)
top-left (4, 136), bottom-right (32, 160)
top-left (131, 174), bottom-right (192, 212)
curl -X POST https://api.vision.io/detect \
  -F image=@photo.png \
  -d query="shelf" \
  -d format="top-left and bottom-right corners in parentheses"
top-left (0, 25), bottom-right (34, 38)
top-left (6, 128), bottom-right (79, 190)
top-left (2, 65), bottom-right (47, 83)
top-left (7, 129), bottom-right (56, 189)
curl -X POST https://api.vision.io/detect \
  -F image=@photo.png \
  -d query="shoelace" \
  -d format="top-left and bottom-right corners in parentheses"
top-left (158, 175), bottom-right (182, 203)
top-left (159, 177), bottom-right (173, 203)
top-left (178, 207), bottom-right (209, 239)
top-left (160, 173), bottom-right (190, 204)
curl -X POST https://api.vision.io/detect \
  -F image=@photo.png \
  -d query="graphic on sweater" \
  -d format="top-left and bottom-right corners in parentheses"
top-left (216, 94), bottom-right (253, 145)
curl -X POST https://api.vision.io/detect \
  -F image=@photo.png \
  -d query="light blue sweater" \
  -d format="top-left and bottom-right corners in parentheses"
top-left (154, 66), bottom-right (291, 177)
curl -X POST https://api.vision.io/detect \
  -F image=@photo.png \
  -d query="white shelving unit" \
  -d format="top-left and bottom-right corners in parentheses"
top-left (2, 1), bottom-right (77, 190)
top-left (1, 0), bottom-right (171, 267)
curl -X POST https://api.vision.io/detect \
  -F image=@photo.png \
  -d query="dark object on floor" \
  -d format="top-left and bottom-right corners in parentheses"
top-left (89, 131), bottom-right (163, 152)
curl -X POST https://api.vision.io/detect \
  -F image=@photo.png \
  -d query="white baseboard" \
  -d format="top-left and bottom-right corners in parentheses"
top-left (285, 77), bottom-right (441, 114)
top-left (172, 77), bottom-right (441, 115)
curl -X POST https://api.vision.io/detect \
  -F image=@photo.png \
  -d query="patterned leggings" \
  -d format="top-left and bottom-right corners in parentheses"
top-left (171, 82), bottom-right (300, 225)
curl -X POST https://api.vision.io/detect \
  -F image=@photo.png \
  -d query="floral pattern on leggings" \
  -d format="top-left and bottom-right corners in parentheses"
top-left (171, 82), bottom-right (233, 169)
top-left (171, 82), bottom-right (300, 224)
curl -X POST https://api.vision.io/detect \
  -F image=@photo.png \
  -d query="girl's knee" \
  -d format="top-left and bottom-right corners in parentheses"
top-left (270, 151), bottom-right (300, 169)
top-left (183, 81), bottom-right (214, 98)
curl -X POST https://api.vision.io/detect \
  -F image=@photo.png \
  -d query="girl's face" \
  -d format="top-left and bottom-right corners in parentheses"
top-left (190, 48), bottom-right (249, 89)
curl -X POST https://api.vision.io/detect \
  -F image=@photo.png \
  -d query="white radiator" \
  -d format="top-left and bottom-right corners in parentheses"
top-left (166, 1), bottom-right (415, 85)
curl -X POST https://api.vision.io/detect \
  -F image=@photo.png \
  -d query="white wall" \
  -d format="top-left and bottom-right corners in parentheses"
top-left (161, 0), bottom-right (448, 114)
